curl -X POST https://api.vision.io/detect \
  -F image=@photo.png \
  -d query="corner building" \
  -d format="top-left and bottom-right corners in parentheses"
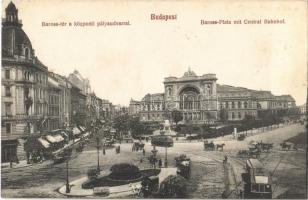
top-left (1, 2), bottom-right (49, 162)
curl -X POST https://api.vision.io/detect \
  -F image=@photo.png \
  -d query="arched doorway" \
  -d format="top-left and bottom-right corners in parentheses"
top-left (179, 86), bottom-right (201, 110)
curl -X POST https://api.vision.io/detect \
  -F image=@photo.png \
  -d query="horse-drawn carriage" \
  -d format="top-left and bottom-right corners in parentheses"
top-left (203, 141), bottom-right (225, 151)
top-left (133, 140), bottom-right (145, 151)
top-left (175, 154), bottom-right (191, 178)
top-left (280, 141), bottom-right (293, 151)
top-left (237, 134), bottom-right (246, 141)
top-left (237, 148), bottom-right (261, 158)
top-left (260, 143), bottom-right (274, 152)
top-left (204, 141), bottom-right (215, 151)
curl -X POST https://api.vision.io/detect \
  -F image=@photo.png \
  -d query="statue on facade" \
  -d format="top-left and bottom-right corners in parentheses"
top-left (167, 86), bottom-right (172, 96)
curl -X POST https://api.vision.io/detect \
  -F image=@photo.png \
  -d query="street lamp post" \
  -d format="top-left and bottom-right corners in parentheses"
top-left (66, 159), bottom-right (70, 193)
top-left (151, 146), bottom-right (158, 169)
top-left (164, 147), bottom-right (168, 167)
top-left (96, 137), bottom-right (100, 174)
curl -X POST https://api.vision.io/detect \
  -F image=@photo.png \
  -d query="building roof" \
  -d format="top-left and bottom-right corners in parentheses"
top-left (217, 84), bottom-right (249, 92)
top-left (6, 1), bottom-right (17, 12)
top-left (142, 93), bottom-right (164, 101)
top-left (2, 26), bottom-right (32, 57)
top-left (275, 95), bottom-right (295, 102)
top-left (252, 91), bottom-right (275, 99)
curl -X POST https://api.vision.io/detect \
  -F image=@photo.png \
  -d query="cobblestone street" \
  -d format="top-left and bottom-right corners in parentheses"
top-left (2, 123), bottom-right (306, 198)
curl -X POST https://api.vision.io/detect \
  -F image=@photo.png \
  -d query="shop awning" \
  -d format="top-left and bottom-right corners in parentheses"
top-left (60, 131), bottom-right (68, 138)
top-left (46, 135), bottom-right (64, 143)
top-left (73, 127), bottom-right (81, 135)
top-left (78, 126), bottom-right (85, 132)
top-left (53, 134), bottom-right (64, 142)
top-left (38, 138), bottom-right (50, 148)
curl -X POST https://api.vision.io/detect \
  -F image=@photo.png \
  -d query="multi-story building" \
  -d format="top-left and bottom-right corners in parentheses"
top-left (1, 2), bottom-right (49, 162)
top-left (68, 70), bottom-right (91, 94)
top-left (86, 92), bottom-right (102, 126)
top-left (129, 69), bottom-right (296, 124)
top-left (298, 103), bottom-right (307, 115)
top-left (53, 74), bottom-right (72, 128)
top-left (111, 104), bottom-right (128, 118)
top-left (217, 85), bottom-right (258, 121)
top-left (70, 85), bottom-right (87, 127)
top-left (128, 99), bottom-right (141, 115)
top-left (47, 73), bottom-right (60, 131)
top-left (101, 99), bottom-right (113, 120)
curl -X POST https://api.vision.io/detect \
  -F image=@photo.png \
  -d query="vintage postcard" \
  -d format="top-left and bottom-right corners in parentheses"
top-left (1, 0), bottom-right (307, 199)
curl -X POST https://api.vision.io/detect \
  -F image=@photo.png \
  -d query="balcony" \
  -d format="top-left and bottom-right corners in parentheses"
top-left (2, 18), bottom-right (22, 24)
top-left (3, 96), bottom-right (13, 102)
top-left (2, 114), bottom-right (44, 121)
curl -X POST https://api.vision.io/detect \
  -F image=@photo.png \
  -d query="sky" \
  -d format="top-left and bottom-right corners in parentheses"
top-left (2, 0), bottom-right (307, 106)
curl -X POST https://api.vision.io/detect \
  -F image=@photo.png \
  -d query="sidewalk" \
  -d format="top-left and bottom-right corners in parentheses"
top-left (58, 167), bottom-right (177, 197)
top-left (1, 159), bottom-right (54, 172)
top-left (1, 132), bottom-right (91, 171)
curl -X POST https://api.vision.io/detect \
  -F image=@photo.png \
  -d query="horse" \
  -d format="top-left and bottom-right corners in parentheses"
top-left (216, 143), bottom-right (225, 151)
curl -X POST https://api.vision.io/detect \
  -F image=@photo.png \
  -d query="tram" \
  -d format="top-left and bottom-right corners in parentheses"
top-left (244, 158), bottom-right (272, 199)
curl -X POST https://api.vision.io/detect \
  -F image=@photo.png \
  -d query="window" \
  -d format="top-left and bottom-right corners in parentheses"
top-left (232, 112), bottom-right (235, 119)
top-left (238, 101), bottom-right (241, 109)
top-left (5, 69), bottom-right (10, 79)
top-left (226, 102), bottom-right (229, 109)
top-left (238, 112), bottom-right (241, 119)
top-left (244, 101), bottom-right (248, 108)
top-left (6, 123), bottom-right (11, 134)
top-left (5, 86), bottom-right (11, 97)
top-left (25, 48), bottom-right (30, 59)
top-left (5, 103), bottom-right (12, 116)
top-left (232, 102), bottom-right (235, 109)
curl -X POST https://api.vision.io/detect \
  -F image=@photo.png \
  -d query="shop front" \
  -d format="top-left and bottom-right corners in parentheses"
top-left (1, 139), bottom-right (18, 163)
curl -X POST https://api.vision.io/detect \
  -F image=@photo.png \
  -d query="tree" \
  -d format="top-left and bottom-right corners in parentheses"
top-left (171, 110), bottom-right (183, 126)
top-left (159, 175), bottom-right (188, 198)
top-left (110, 163), bottom-right (140, 180)
top-left (219, 108), bottom-right (228, 123)
top-left (113, 114), bottom-right (130, 139)
top-left (241, 114), bottom-right (257, 133)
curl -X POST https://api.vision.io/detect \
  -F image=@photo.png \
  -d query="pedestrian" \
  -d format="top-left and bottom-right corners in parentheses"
top-left (132, 144), bottom-right (135, 152)
top-left (118, 145), bottom-right (121, 153)
top-left (10, 158), bottom-right (13, 168)
top-left (158, 159), bottom-right (162, 168)
top-left (143, 148), bottom-right (145, 156)
top-left (239, 189), bottom-right (243, 198)
top-left (103, 148), bottom-right (106, 155)
top-left (140, 158), bottom-right (143, 163)
top-left (223, 155), bottom-right (228, 165)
